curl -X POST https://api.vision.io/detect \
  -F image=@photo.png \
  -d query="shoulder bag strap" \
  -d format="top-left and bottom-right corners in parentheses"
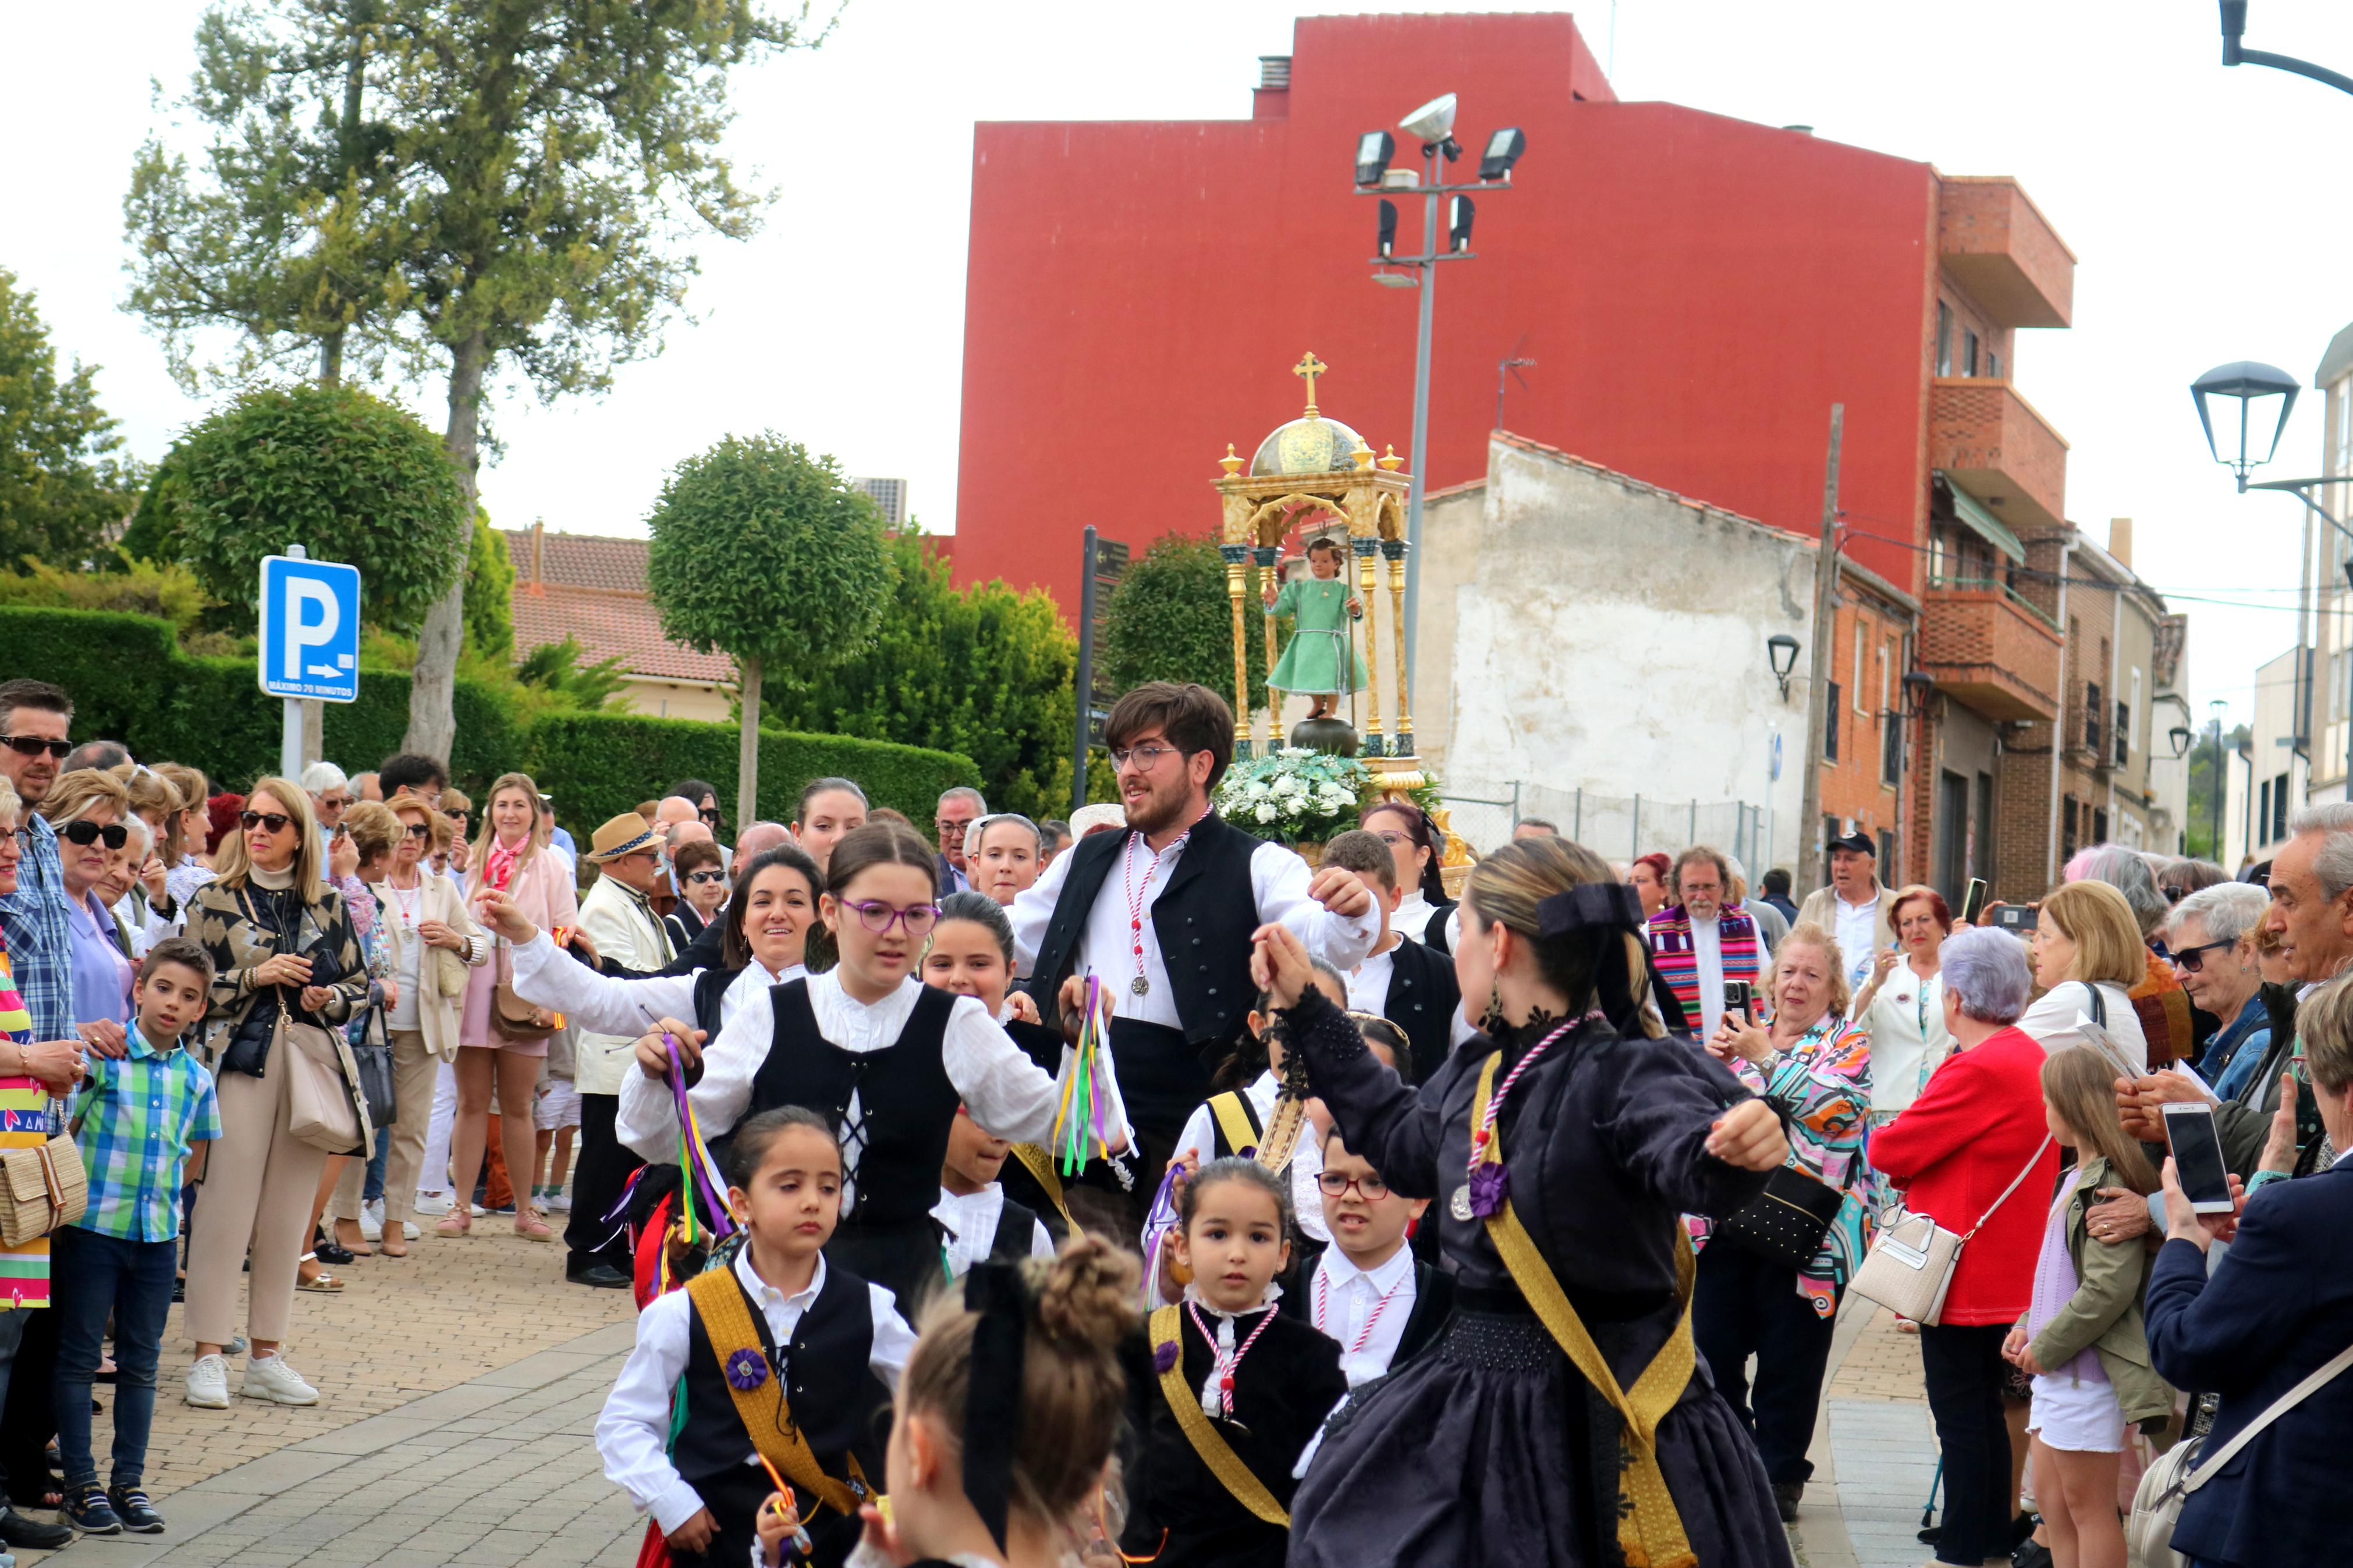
top-left (1146, 1304), bottom-right (1290, 1526)
top-left (1472, 1053), bottom-right (1699, 1568)
top-left (2080, 980), bottom-right (2107, 1027)
top-left (2187, 1336), bottom-right (2353, 1491)
top-left (1961, 1135), bottom-right (2056, 1242)
top-left (683, 1270), bottom-right (865, 1520)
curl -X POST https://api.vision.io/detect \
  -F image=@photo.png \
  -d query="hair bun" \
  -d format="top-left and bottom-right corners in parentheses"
top-left (1031, 1236), bottom-right (1139, 1351)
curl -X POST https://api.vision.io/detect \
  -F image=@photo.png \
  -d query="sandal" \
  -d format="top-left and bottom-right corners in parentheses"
top-left (434, 1211), bottom-right (471, 1238)
top-left (514, 1211), bottom-right (555, 1243)
top-left (294, 1254), bottom-right (345, 1293)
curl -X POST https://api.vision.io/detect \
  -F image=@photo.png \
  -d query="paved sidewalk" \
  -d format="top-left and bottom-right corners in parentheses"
top-left (1789, 1302), bottom-right (1944, 1568)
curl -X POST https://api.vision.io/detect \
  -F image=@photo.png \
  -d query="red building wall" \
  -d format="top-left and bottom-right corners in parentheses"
top-left (953, 12), bottom-right (1939, 617)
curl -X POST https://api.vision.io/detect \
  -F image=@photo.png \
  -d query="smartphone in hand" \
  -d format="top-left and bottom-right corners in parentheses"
top-left (2162, 1101), bottom-right (2236, 1214)
top-left (1723, 980), bottom-right (1753, 1025)
top-left (1960, 878), bottom-right (1988, 926)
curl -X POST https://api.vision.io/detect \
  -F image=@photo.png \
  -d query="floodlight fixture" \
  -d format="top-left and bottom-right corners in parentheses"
top-left (1448, 195), bottom-right (1475, 253)
top-left (1355, 130), bottom-right (1394, 188)
top-left (1399, 92), bottom-right (1457, 145)
top-left (1377, 199), bottom-right (1398, 259)
top-left (1478, 127), bottom-right (1526, 180)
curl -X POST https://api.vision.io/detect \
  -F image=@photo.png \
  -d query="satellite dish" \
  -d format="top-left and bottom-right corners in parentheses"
top-left (1399, 92), bottom-right (1458, 145)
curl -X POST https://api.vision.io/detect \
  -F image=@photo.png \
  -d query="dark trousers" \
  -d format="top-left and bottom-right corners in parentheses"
top-left (564, 1091), bottom-right (639, 1277)
top-left (1918, 1321), bottom-right (2014, 1565)
top-left (1691, 1240), bottom-right (1838, 1485)
top-left (0, 1286), bottom-right (59, 1505)
top-left (51, 1226), bottom-right (176, 1492)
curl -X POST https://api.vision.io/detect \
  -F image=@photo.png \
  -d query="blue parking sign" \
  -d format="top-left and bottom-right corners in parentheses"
top-left (257, 555), bottom-right (362, 703)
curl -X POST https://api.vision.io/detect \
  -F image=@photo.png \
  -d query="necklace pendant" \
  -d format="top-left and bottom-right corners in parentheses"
top-left (1450, 1185), bottom-right (1475, 1222)
top-left (1131, 975), bottom-right (1150, 998)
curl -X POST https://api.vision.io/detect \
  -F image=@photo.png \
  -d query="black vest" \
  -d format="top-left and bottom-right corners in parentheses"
top-left (1380, 935), bottom-right (1463, 1087)
top-left (691, 962), bottom-right (738, 1039)
top-left (1024, 812), bottom-right (1265, 1049)
top-left (1418, 899), bottom-right (1456, 954)
top-left (747, 979), bottom-right (961, 1228)
top-left (675, 1262), bottom-right (885, 1487)
top-left (990, 1194), bottom-right (1043, 1264)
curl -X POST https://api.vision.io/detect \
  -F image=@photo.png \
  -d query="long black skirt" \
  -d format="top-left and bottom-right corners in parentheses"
top-left (1290, 1306), bottom-right (1792, 1568)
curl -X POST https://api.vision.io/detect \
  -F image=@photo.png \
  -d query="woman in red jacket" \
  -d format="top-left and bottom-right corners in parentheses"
top-left (1868, 926), bottom-right (2059, 1568)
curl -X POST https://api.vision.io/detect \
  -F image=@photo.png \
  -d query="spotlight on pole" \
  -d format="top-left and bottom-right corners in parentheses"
top-left (2189, 360), bottom-right (2300, 492)
top-left (1448, 195), bottom-right (1475, 253)
top-left (1376, 199), bottom-right (1398, 259)
top-left (1400, 91), bottom-right (1460, 162)
top-left (1478, 127), bottom-right (1526, 181)
top-left (1354, 130), bottom-right (1394, 189)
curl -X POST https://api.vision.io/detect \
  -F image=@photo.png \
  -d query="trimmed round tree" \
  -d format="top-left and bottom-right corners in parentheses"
top-left (132, 382), bottom-right (469, 633)
top-left (645, 435), bottom-right (890, 823)
top-left (1101, 530), bottom-right (1272, 701)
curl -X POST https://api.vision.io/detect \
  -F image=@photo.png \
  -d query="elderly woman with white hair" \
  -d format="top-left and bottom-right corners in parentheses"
top-left (2168, 882), bottom-right (2277, 1102)
top-left (1870, 928), bottom-right (2064, 1568)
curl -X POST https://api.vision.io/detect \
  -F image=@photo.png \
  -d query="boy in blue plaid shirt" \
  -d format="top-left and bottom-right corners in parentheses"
top-left (53, 936), bottom-right (221, 1537)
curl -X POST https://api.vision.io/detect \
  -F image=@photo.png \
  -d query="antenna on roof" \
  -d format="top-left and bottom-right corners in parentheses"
top-left (1496, 335), bottom-right (1536, 432)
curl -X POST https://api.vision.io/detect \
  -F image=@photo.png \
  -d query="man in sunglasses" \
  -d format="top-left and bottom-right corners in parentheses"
top-left (0, 679), bottom-right (78, 1046)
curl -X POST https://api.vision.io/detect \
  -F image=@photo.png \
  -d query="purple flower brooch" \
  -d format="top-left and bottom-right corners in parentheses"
top-left (1152, 1341), bottom-right (1181, 1375)
top-left (723, 1348), bottom-right (771, 1391)
top-left (1466, 1161), bottom-right (1510, 1219)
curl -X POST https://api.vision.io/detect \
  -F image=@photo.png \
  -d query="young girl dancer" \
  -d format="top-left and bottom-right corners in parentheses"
top-left (2003, 1048), bottom-right (2172, 1568)
top-left (1257, 834), bottom-right (1795, 1568)
top-left (596, 1106), bottom-right (913, 1568)
top-left (1123, 1158), bottom-right (1347, 1568)
top-left (808, 1238), bottom-right (1138, 1568)
top-left (609, 823), bottom-right (1122, 1313)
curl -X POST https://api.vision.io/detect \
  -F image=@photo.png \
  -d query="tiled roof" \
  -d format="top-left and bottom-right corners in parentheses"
top-left (505, 528), bottom-right (732, 685)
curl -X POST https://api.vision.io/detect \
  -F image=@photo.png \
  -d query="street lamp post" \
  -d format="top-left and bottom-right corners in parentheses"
top-left (2219, 2), bottom-right (2353, 97)
top-left (1353, 95), bottom-right (1524, 719)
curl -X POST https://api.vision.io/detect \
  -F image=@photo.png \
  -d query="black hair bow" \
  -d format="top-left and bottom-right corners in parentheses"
top-left (1534, 881), bottom-right (1644, 938)
top-left (961, 1263), bottom-right (1029, 1550)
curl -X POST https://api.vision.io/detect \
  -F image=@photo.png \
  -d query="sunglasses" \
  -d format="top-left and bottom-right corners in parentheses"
top-left (0, 736), bottom-right (70, 759)
top-left (404, 822), bottom-right (432, 839)
top-left (239, 810), bottom-right (294, 835)
top-left (698, 808), bottom-right (720, 825)
top-left (443, 808), bottom-right (467, 822)
top-left (61, 820), bottom-right (129, 849)
top-left (2170, 937), bottom-right (2235, 974)
top-left (684, 869), bottom-right (727, 886)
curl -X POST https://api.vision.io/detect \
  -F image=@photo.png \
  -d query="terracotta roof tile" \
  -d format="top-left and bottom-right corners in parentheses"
top-left (503, 528), bottom-right (654, 595)
top-left (506, 533), bottom-right (733, 685)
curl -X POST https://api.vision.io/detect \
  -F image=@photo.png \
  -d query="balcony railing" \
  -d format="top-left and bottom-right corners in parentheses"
top-left (1925, 574), bottom-right (2062, 634)
top-left (1929, 380), bottom-right (2070, 535)
top-left (1919, 574), bottom-right (2064, 721)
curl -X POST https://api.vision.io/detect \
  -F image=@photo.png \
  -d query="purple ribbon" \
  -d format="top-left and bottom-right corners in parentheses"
top-left (669, 1033), bottom-right (734, 1239)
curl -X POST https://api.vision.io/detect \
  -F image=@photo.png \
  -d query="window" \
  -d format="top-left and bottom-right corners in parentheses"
top-left (1965, 329), bottom-right (1981, 377)
top-left (2085, 680), bottom-right (2103, 755)
top-left (2274, 772), bottom-right (2291, 841)
top-left (1988, 350), bottom-right (2002, 379)
top-left (2115, 701), bottom-right (2130, 768)
top-left (2063, 794), bottom-right (2079, 862)
top-left (1882, 709), bottom-right (1903, 787)
top-left (2260, 779), bottom-right (2272, 844)
top-left (2092, 807), bottom-right (2109, 846)
top-left (1826, 683), bottom-right (1841, 761)
top-left (1936, 302), bottom-right (1953, 377)
top-left (1854, 624), bottom-right (1868, 714)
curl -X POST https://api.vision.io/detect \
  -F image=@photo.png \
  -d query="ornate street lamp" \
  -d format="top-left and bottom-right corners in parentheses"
top-left (2190, 361), bottom-right (2299, 492)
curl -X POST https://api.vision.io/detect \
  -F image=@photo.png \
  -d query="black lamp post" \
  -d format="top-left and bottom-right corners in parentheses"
top-left (1766, 634), bottom-right (1800, 702)
top-left (2219, 2), bottom-right (2353, 97)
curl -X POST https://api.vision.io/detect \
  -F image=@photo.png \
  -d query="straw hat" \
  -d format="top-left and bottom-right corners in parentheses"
top-left (584, 812), bottom-right (659, 863)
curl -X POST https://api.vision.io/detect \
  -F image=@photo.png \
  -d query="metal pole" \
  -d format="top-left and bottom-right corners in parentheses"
top-left (1073, 527), bottom-right (1098, 816)
top-left (2045, 535), bottom-right (2075, 885)
top-left (1797, 407), bottom-right (1843, 895)
top-left (1690, 797), bottom-right (1698, 844)
top-left (278, 544), bottom-right (307, 780)
top-left (1511, 779), bottom-right (1522, 828)
top-left (1401, 145), bottom-right (1440, 717)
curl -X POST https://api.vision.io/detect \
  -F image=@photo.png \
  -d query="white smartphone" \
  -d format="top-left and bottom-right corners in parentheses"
top-left (2161, 1101), bottom-right (2236, 1215)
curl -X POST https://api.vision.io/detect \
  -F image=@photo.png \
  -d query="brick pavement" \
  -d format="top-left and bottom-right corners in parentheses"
top-left (1790, 1303), bottom-right (1942, 1568)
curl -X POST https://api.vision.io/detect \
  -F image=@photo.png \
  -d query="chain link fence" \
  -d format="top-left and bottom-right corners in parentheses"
top-left (1439, 780), bottom-right (1773, 872)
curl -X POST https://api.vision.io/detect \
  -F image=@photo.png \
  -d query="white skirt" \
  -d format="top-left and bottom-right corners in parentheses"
top-left (2027, 1370), bottom-right (2126, 1453)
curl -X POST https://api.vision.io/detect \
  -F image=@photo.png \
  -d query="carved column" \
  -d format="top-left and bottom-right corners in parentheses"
top-left (1384, 538), bottom-right (1413, 755)
top-left (1353, 535), bottom-right (1385, 757)
top-left (1255, 544), bottom-right (1282, 753)
top-left (1221, 542), bottom-right (1252, 760)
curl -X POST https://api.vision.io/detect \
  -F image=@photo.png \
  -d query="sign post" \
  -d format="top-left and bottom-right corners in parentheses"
top-left (258, 546), bottom-right (363, 778)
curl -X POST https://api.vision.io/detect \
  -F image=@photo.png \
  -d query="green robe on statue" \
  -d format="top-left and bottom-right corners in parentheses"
top-left (1266, 577), bottom-right (1368, 698)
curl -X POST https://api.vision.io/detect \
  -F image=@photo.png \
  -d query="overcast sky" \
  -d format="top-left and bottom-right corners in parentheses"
top-left (6, 0), bottom-right (2352, 733)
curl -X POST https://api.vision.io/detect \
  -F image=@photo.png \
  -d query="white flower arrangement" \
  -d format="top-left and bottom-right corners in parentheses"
top-left (1215, 746), bottom-right (1374, 845)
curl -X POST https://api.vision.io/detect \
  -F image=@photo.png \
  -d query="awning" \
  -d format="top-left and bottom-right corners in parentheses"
top-left (1935, 472), bottom-right (2025, 564)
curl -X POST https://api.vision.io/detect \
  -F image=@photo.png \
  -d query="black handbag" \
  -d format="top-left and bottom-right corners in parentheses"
top-left (350, 1005), bottom-right (398, 1128)
top-left (1713, 1164), bottom-right (1844, 1271)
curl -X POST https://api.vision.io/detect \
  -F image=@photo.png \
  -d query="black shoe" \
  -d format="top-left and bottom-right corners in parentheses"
top-left (62, 1485), bottom-right (123, 1536)
top-left (108, 1485), bottom-right (164, 1534)
top-left (1770, 1481), bottom-right (1802, 1523)
top-left (172, 1275), bottom-right (185, 1303)
top-left (567, 1263), bottom-right (632, 1290)
top-left (314, 1238), bottom-right (357, 1267)
top-left (2011, 1512), bottom-right (2041, 1550)
top-left (2013, 1541), bottom-right (2054, 1568)
top-left (0, 1506), bottom-right (76, 1549)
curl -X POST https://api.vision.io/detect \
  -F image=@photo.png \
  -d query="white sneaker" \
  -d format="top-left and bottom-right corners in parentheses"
top-left (545, 1185), bottom-right (572, 1213)
top-left (413, 1190), bottom-right (454, 1217)
top-left (241, 1354), bottom-right (320, 1406)
top-left (401, 1219), bottom-right (419, 1240)
top-left (185, 1353), bottom-right (229, 1409)
top-left (360, 1200), bottom-right (384, 1242)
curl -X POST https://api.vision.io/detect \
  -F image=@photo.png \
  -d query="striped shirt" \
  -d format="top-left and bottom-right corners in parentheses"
top-left (69, 1025), bottom-right (221, 1243)
top-left (0, 940), bottom-right (56, 1306)
top-left (0, 816), bottom-right (73, 1040)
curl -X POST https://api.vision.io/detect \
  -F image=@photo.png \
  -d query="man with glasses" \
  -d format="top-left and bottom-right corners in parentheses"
top-left (0, 680), bottom-right (78, 1047)
top-left (570, 814), bottom-right (675, 1287)
top-left (1013, 681), bottom-right (1378, 1225)
top-left (934, 785), bottom-right (986, 895)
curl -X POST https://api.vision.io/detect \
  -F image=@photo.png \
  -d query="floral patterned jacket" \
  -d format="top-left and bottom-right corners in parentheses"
top-left (1690, 1014), bottom-right (1873, 1318)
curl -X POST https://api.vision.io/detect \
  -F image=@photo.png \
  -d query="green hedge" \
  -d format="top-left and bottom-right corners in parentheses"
top-left (0, 607), bottom-right (978, 824)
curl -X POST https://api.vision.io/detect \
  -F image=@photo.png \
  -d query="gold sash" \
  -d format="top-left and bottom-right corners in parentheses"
top-left (1007, 1143), bottom-right (1080, 1233)
top-left (1147, 1303), bottom-right (1290, 1527)
top-left (1471, 1051), bottom-right (1698, 1568)
top-left (1207, 1091), bottom-right (1261, 1159)
top-left (684, 1268), bottom-right (870, 1521)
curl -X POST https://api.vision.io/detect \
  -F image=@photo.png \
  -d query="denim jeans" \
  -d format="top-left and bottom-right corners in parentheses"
top-left (364, 1122), bottom-right (389, 1205)
top-left (51, 1226), bottom-right (177, 1491)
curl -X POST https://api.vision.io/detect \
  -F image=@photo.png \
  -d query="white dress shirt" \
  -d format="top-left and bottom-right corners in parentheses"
top-left (1691, 914), bottom-right (1726, 1041)
top-left (1169, 1071), bottom-right (1329, 1247)
top-left (1344, 934), bottom-right (1478, 1050)
top-left (1392, 891), bottom-right (1461, 952)
top-left (616, 969), bottom-right (1085, 1207)
top-left (595, 1249), bottom-right (915, 1534)
top-left (1308, 1243), bottom-right (1418, 1388)
top-left (1834, 894), bottom-right (1881, 989)
top-left (1010, 828), bottom-right (1379, 1032)
top-left (931, 1183), bottom-right (1057, 1280)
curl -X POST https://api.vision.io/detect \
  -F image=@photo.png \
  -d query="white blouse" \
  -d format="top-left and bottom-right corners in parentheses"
top-left (932, 1183), bottom-right (1057, 1279)
top-left (2017, 979), bottom-right (2148, 1075)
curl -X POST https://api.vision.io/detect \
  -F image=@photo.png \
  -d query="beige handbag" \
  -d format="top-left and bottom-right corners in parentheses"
top-left (1849, 1135), bottom-right (2052, 1325)
top-left (279, 1007), bottom-right (365, 1154)
top-left (2128, 1337), bottom-right (2353, 1567)
top-left (0, 1132), bottom-right (87, 1247)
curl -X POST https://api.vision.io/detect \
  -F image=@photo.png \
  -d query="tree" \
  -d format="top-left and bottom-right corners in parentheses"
top-left (645, 435), bottom-right (889, 823)
top-left (131, 381), bottom-right (469, 632)
top-left (0, 268), bottom-right (143, 567)
top-left (762, 531), bottom-right (1078, 819)
top-left (123, 1), bottom-right (819, 761)
top-left (1101, 531), bottom-right (1273, 708)
top-left (462, 509), bottom-right (514, 664)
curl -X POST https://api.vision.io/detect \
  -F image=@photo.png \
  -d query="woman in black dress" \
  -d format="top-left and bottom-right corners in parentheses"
top-left (1254, 833), bottom-right (1795, 1568)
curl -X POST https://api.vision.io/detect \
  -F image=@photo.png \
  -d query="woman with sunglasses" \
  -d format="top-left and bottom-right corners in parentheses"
top-left (619, 822), bottom-right (1117, 1313)
top-left (2167, 883), bottom-right (2276, 1102)
top-left (41, 769), bottom-right (138, 1032)
top-left (182, 778), bottom-right (368, 1412)
top-left (663, 838), bottom-right (727, 951)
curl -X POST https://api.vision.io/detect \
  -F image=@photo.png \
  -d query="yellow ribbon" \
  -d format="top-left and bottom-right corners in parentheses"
top-left (1147, 1303), bottom-right (1291, 1527)
top-left (1472, 1051), bottom-right (1699, 1568)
